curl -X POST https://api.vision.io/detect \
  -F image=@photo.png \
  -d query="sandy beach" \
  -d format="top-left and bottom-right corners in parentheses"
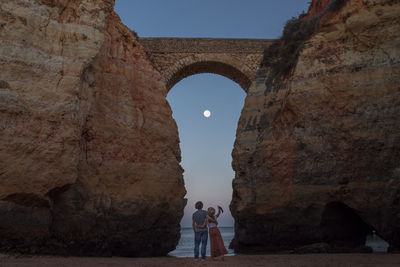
top-left (1, 254), bottom-right (400, 267)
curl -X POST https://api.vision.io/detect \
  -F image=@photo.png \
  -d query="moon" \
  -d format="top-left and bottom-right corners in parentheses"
top-left (203, 110), bottom-right (211, 118)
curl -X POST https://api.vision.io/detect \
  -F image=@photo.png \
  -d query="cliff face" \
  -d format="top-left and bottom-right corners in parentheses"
top-left (231, 0), bottom-right (400, 253)
top-left (0, 0), bottom-right (185, 256)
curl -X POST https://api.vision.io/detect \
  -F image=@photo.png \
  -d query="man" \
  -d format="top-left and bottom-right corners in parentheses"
top-left (192, 201), bottom-right (208, 261)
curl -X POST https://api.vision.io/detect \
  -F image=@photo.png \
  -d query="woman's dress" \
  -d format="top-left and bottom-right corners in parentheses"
top-left (208, 220), bottom-right (228, 257)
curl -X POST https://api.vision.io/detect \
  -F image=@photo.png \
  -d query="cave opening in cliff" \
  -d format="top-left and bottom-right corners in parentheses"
top-left (166, 73), bottom-right (246, 256)
top-left (319, 202), bottom-right (388, 251)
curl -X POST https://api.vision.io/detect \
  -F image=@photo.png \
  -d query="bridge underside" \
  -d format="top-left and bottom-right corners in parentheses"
top-left (166, 61), bottom-right (252, 91)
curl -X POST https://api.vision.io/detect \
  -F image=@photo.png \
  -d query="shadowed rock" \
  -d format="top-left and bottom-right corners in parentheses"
top-left (230, 0), bottom-right (400, 253)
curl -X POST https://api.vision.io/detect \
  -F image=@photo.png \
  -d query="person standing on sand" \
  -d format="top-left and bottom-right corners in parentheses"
top-left (197, 205), bottom-right (228, 261)
top-left (192, 201), bottom-right (208, 261)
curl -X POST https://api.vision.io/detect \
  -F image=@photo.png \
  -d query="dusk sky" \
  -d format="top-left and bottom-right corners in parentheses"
top-left (114, 0), bottom-right (310, 227)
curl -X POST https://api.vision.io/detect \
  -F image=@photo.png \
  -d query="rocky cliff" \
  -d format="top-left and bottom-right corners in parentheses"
top-left (1, 0), bottom-right (399, 257)
top-left (0, 0), bottom-right (185, 256)
top-left (231, 0), bottom-right (400, 253)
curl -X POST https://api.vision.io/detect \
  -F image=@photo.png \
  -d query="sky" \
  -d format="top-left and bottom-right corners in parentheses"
top-left (114, 0), bottom-right (310, 227)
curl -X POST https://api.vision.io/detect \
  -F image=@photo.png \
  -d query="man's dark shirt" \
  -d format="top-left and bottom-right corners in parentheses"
top-left (192, 209), bottom-right (208, 232)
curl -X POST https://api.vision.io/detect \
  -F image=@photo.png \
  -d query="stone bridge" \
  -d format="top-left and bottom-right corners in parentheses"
top-left (139, 38), bottom-right (273, 92)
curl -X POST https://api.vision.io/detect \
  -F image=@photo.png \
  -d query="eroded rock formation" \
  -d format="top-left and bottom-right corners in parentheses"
top-left (231, 0), bottom-right (400, 253)
top-left (0, 0), bottom-right (185, 256)
top-left (1, 0), bottom-right (399, 257)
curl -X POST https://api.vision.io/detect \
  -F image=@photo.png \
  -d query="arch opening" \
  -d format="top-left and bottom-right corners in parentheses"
top-left (166, 73), bottom-right (246, 257)
top-left (319, 202), bottom-right (389, 252)
top-left (320, 202), bottom-right (373, 248)
top-left (166, 61), bottom-right (252, 92)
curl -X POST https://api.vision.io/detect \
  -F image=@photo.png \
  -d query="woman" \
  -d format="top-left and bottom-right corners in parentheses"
top-left (196, 205), bottom-right (228, 261)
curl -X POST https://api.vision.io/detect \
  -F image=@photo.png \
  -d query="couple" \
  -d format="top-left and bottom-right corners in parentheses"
top-left (192, 201), bottom-right (228, 261)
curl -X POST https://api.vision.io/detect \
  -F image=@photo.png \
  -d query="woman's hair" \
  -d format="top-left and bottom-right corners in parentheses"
top-left (195, 201), bottom-right (203, 209)
top-left (207, 207), bottom-right (216, 217)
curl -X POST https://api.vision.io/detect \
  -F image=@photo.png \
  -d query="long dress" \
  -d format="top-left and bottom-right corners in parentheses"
top-left (208, 219), bottom-right (228, 258)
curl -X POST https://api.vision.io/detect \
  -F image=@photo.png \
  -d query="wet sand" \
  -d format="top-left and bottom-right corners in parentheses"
top-left (1, 254), bottom-right (400, 267)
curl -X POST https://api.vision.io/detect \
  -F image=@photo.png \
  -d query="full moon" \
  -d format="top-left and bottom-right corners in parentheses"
top-left (203, 110), bottom-right (211, 118)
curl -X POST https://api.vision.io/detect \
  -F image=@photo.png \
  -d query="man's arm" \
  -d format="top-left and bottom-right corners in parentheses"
top-left (207, 215), bottom-right (218, 224)
top-left (196, 218), bottom-right (207, 229)
top-left (192, 219), bottom-right (196, 232)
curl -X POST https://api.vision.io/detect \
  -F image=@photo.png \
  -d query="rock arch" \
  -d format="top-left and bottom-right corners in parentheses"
top-left (139, 38), bottom-right (273, 92)
top-left (320, 202), bottom-right (373, 247)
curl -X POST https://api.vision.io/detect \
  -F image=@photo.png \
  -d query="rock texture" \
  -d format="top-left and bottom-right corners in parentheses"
top-left (231, 0), bottom-right (400, 253)
top-left (0, 0), bottom-right (185, 256)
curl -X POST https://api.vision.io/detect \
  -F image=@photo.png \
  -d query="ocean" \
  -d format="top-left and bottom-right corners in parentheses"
top-left (169, 227), bottom-right (235, 257)
top-left (365, 233), bottom-right (389, 253)
top-left (169, 227), bottom-right (389, 257)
